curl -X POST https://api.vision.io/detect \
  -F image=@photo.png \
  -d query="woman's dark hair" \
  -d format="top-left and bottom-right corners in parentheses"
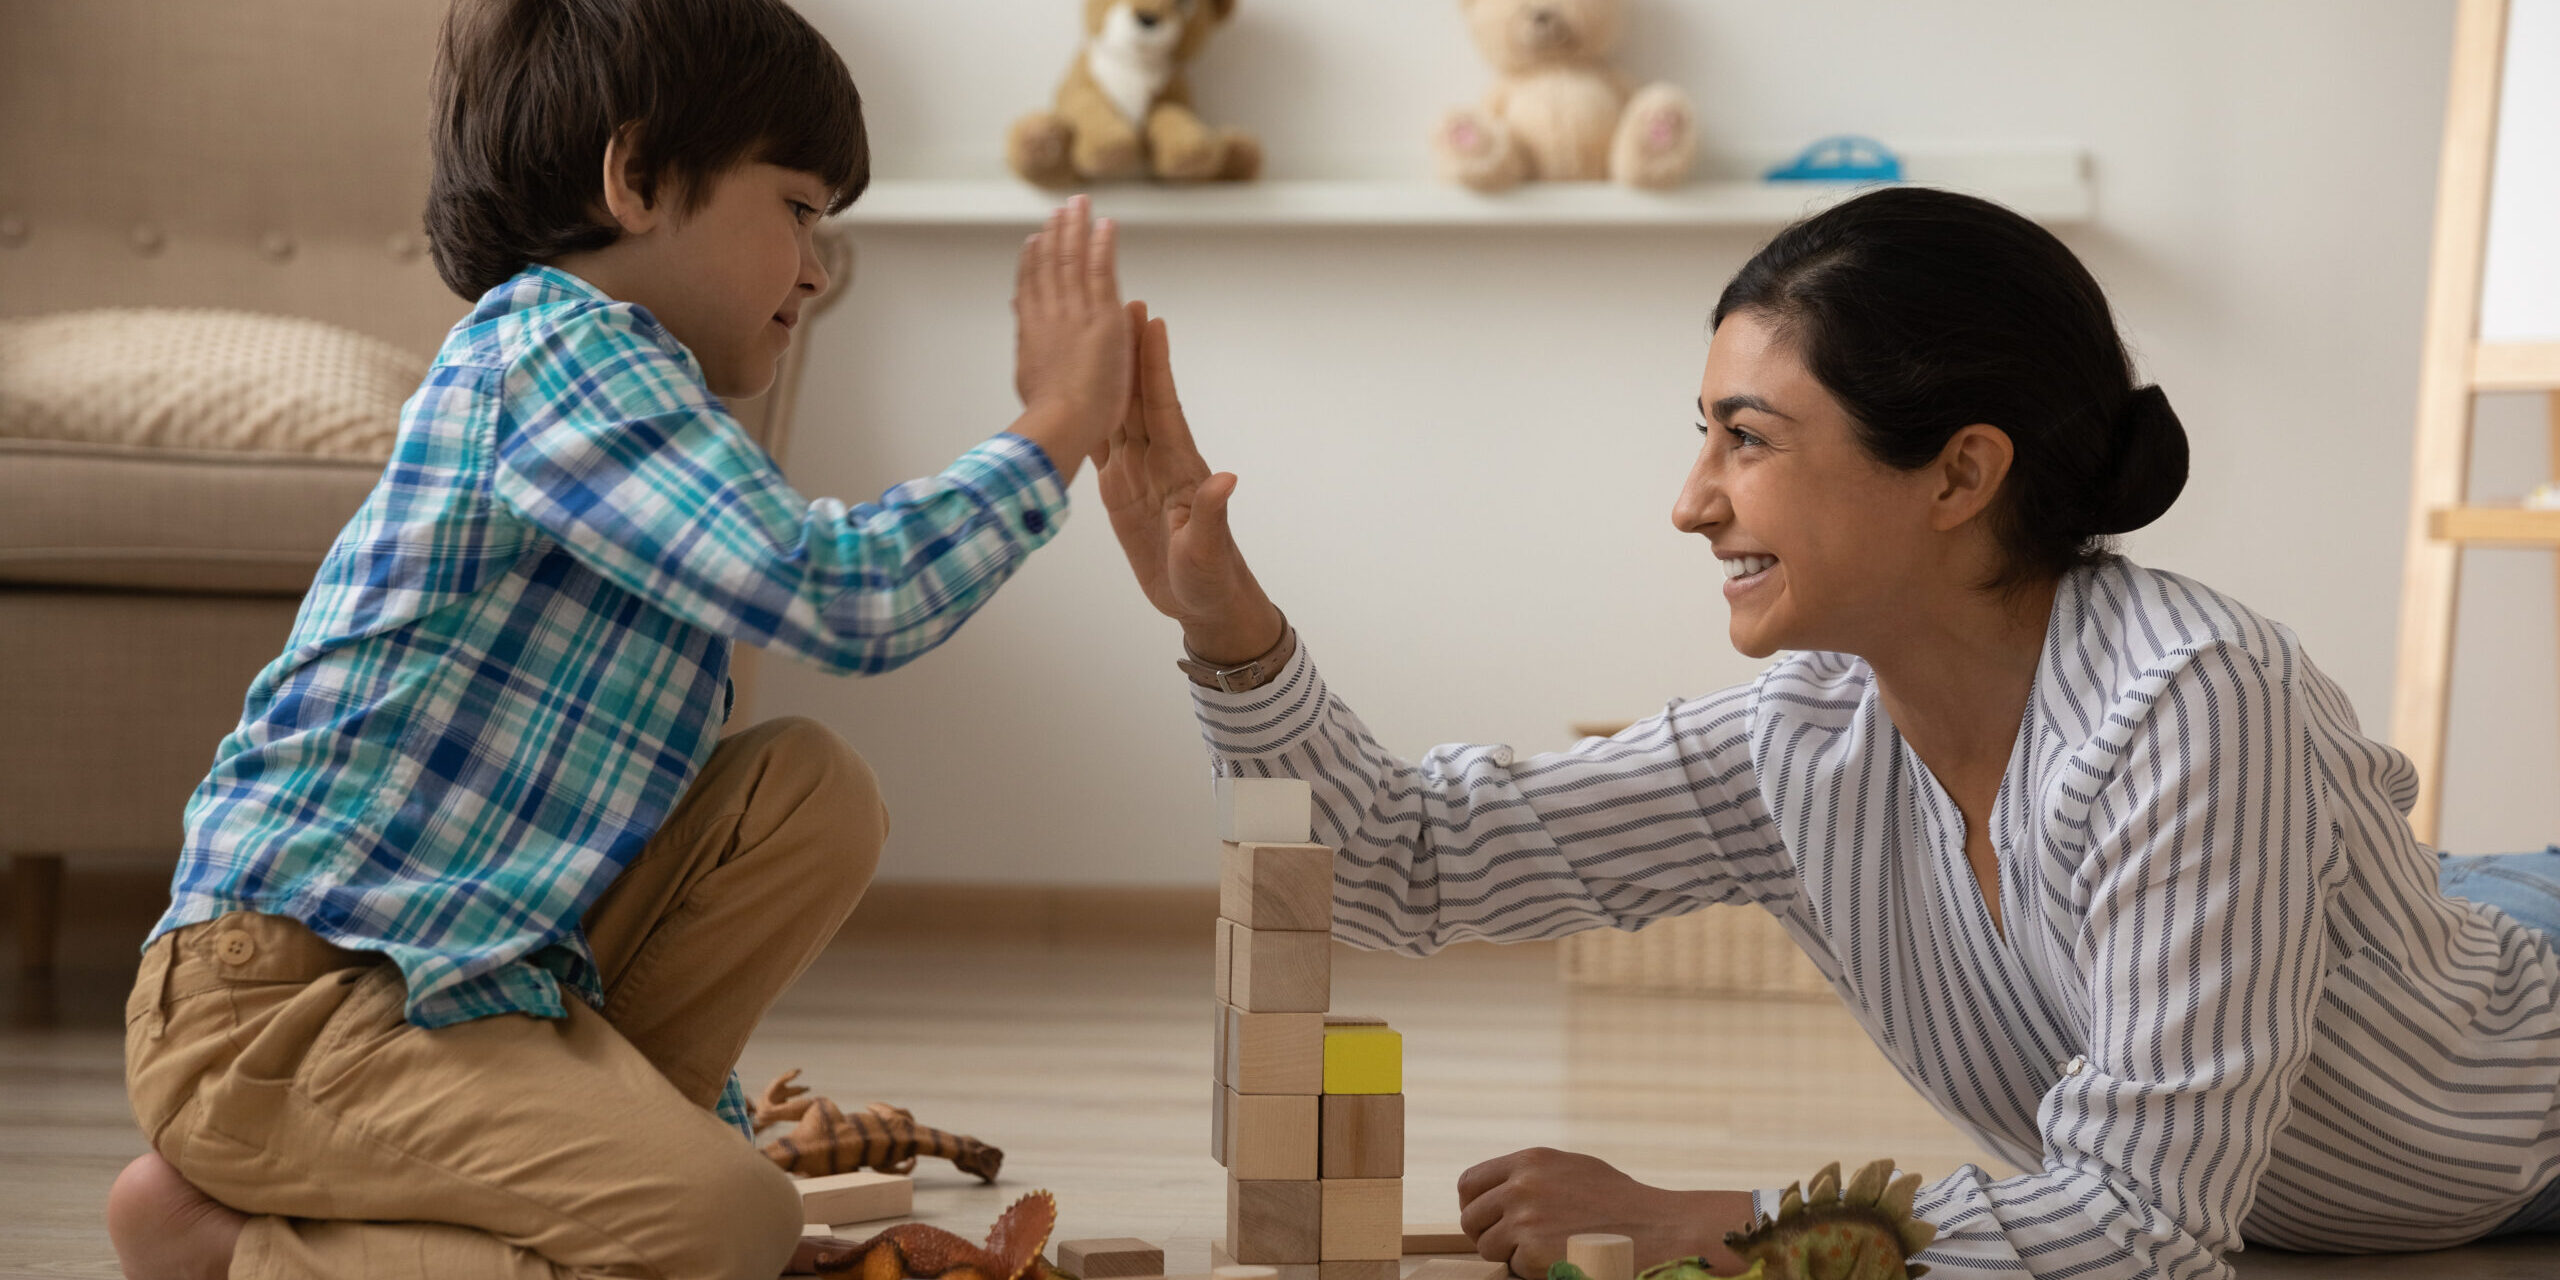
top-left (425, 0), bottom-right (870, 300)
top-left (1712, 187), bottom-right (2187, 588)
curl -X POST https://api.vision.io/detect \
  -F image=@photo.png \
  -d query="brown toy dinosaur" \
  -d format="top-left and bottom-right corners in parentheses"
top-left (805, 1190), bottom-right (1059, 1280)
top-left (1547, 1159), bottom-right (1940, 1280)
top-left (754, 1070), bottom-right (1005, 1183)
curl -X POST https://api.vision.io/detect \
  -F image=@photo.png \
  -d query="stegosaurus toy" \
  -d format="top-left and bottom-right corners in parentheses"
top-left (1548, 1160), bottom-right (1939, 1280)
top-left (807, 1190), bottom-right (1060, 1280)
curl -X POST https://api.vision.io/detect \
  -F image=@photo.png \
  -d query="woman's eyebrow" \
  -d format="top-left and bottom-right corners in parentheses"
top-left (1703, 394), bottom-right (1796, 424)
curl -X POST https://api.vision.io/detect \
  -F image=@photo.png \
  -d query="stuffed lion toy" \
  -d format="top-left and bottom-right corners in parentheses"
top-left (1008, 0), bottom-right (1263, 187)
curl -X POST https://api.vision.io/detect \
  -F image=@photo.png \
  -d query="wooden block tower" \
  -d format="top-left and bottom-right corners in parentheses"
top-left (1210, 778), bottom-right (1405, 1280)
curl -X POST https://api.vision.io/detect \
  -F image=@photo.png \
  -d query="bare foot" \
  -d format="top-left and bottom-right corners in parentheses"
top-left (106, 1153), bottom-right (245, 1280)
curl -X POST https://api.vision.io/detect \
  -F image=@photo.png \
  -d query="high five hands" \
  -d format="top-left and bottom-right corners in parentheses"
top-left (1010, 195), bottom-right (1133, 489)
top-left (1094, 304), bottom-right (1287, 665)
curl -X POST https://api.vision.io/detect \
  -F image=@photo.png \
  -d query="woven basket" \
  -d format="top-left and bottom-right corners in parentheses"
top-left (1558, 904), bottom-right (1835, 999)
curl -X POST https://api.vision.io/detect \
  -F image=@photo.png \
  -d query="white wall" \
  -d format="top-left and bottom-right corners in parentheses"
top-left (764, 0), bottom-right (2560, 886)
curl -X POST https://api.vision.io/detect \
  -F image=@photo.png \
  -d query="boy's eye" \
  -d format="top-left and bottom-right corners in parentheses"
top-left (788, 200), bottom-right (817, 223)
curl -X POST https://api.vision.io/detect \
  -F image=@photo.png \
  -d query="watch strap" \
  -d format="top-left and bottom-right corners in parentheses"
top-left (1176, 613), bottom-right (1293, 693)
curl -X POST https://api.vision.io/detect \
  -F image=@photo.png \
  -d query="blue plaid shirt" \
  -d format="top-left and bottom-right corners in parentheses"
top-left (151, 266), bottom-right (1068, 1135)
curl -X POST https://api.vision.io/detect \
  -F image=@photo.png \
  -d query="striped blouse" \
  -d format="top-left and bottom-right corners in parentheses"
top-left (1191, 557), bottom-right (2560, 1279)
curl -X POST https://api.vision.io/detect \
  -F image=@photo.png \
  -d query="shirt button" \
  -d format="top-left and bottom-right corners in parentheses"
top-left (2060, 1055), bottom-right (2087, 1077)
top-left (1022, 508), bottom-right (1048, 535)
top-left (215, 932), bottom-right (257, 966)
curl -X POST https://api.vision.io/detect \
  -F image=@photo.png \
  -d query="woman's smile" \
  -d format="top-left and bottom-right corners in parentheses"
top-left (1719, 552), bottom-right (1778, 600)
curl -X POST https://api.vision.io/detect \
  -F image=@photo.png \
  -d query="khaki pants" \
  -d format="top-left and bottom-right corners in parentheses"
top-left (124, 717), bottom-right (887, 1280)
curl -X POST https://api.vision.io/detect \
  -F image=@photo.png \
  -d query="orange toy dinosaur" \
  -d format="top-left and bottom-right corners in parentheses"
top-left (755, 1070), bottom-right (1005, 1183)
top-left (806, 1190), bottom-right (1059, 1280)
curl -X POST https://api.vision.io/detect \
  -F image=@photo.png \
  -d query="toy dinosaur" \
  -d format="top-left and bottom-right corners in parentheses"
top-left (755, 1069), bottom-right (1005, 1183)
top-left (807, 1190), bottom-right (1059, 1280)
top-left (1547, 1160), bottom-right (1938, 1280)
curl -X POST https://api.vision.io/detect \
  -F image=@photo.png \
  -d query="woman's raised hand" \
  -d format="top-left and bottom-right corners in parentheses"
top-left (1096, 305), bottom-right (1285, 663)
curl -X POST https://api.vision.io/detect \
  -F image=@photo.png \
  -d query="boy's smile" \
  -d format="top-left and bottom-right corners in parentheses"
top-left (549, 147), bottom-right (835, 400)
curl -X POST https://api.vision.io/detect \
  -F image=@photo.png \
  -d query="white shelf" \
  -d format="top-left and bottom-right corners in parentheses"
top-left (834, 147), bottom-right (2092, 230)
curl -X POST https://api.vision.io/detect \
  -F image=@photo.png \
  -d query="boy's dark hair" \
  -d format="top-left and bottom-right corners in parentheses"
top-left (425, 0), bottom-right (870, 300)
top-left (1713, 187), bottom-right (2189, 590)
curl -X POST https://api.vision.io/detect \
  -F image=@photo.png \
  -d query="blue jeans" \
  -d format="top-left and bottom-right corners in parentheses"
top-left (2436, 847), bottom-right (2560, 1236)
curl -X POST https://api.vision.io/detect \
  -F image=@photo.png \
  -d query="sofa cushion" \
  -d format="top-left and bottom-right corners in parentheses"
top-left (0, 309), bottom-right (418, 594)
top-left (0, 307), bottom-right (422, 457)
top-left (0, 439), bottom-right (386, 594)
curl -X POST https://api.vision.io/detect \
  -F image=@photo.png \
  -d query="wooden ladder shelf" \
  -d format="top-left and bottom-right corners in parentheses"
top-left (2393, 0), bottom-right (2560, 845)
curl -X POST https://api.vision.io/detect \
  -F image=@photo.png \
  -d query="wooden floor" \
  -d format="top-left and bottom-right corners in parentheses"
top-left (2, 888), bottom-right (2553, 1277)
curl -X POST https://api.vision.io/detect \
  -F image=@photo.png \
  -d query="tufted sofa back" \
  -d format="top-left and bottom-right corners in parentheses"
top-left (0, 0), bottom-right (470, 357)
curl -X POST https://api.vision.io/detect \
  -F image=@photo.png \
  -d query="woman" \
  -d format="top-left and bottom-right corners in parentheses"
top-left (1096, 188), bottom-right (2560, 1280)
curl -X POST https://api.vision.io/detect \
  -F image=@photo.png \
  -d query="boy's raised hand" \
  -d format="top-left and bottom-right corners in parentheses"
top-left (1096, 304), bottom-right (1286, 664)
top-left (1011, 195), bottom-right (1133, 485)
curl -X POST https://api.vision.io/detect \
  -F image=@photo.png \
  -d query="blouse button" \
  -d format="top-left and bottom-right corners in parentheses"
top-left (2060, 1055), bottom-right (2087, 1077)
top-left (1022, 508), bottom-right (1049, 535)
top-left (214, 932), bottom-right (257, 966)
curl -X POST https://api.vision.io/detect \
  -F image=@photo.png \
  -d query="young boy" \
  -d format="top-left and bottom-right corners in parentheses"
top-left (105, 1), bottom-right (1135, 1276)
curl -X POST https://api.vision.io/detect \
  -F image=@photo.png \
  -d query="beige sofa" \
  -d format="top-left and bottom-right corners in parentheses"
top-left (0, 0), bottom-right (848, 975)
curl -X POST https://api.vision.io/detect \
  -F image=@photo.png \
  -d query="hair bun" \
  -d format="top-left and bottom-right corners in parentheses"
top-left (2092, 384), bottom-right (2188, 535)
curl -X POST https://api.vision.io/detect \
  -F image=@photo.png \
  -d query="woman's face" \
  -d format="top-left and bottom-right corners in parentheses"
top-left (1674, 311), bottom-right (1951, 660)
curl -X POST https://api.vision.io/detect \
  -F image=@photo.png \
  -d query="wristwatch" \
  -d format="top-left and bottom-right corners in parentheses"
top-left (1176, 612), bottom-right (1294, 693)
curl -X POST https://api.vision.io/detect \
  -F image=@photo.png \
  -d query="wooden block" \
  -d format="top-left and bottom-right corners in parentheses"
top-left (1224, 1006), bottom-right (1323, 1094)
top-left (1215, 1000), bottom-right (1233, 1084)
top-left (1231, 926), bottom-right (1330, 1013)
top-left (1228, 1089), bottom-right (1319, 1180)
top-left (1405, 1260), bottom-right (1507, 1280)
top-left (1320, 1178), bottom-right (1402, 1261)
top-left (1320, 1093), bottom-right (1403, 1179)
top-left (1402, 1224), bottom-right (1474, 1255)
top-left (795, 1170), bottom-right (911, 1226)
top-left (1213, 1242), bottom-right (1315, 1280)
top-left (1217, 776), bottom-right (1313, 843)
top-left (1226, 1178), bottom-right (1322, 1264)
top-left (1565, 1235), bottom-right (1633, 1280)
top-left (1318, 1263), bottom-right (1397, 1280)
top-left (1321, 1025), bottom-right (1401, 1094)
top-left (1213, 1077), bottom-right (1232, 1165)
top-left (1058, 1238), bottom-right (1166, 1279)
top-left (1221, 842), bottom-right (1334, 931)
top-left (1216, 918), bottom-right (1238, 1003)
top-left (1324, 1014), bottom-right (1387, 1027)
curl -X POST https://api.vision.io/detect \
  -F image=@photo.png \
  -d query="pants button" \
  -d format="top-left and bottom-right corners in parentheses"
top-left (215, 932), bottom-right (257, 965)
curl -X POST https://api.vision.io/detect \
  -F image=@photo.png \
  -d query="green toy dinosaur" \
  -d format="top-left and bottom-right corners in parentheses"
top-left (1547, 1159), bottom-right (1939, 1280)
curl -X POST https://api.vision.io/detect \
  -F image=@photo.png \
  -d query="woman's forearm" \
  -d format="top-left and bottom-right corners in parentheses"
top-left (1181, 593), bottom-right (1287, 669)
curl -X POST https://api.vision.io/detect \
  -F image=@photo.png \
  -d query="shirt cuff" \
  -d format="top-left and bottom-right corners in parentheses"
top-left (1190, 634), bottom-right (1327, 761)
top-left (963, 432), bottom-right (1071, 549)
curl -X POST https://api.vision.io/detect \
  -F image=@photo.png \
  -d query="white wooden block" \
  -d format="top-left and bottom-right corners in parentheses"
top-left (796, 1170), bottom-right (912, 1226)
top-left (1217, 777), bottom-right (1312, 843)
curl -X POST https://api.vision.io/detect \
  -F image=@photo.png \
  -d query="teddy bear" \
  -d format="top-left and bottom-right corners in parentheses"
top-left (1433, 0), bottom-right (1698, 192)
top-left (1008, 0), bottom-right (1262, 187)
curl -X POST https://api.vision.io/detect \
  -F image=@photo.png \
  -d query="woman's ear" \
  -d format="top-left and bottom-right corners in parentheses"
top-left (596, 123), bottom-right (663, 236)
top-left (1929, 423), bottom-right (2015, 533)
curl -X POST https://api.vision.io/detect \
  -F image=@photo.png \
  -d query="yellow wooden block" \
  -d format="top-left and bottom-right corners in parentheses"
top-left (1321, 1025), bottom-right (1400, 1095)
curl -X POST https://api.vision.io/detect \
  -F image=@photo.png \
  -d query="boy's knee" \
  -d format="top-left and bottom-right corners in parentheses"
top-left (642, 1143), bottom-right (802, 1279)
top-left (754, 717), bottom-right (887, 878)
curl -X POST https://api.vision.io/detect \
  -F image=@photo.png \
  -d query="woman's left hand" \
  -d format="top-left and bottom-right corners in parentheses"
top-left (786, 1235), bottom-right (860, 1274)
top-left (1458, 1148), bottom-right (1755, 1279)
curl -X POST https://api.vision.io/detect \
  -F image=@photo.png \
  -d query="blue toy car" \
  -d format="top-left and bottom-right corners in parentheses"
top-left (1765, 135), bottom-right (1904, 183)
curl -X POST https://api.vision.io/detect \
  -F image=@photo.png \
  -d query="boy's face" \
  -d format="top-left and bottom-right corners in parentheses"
top-left (566, 159), bottom-right (834, 400)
